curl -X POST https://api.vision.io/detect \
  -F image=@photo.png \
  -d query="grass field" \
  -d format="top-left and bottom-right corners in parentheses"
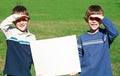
top-left (0, 0), bottom-right (120, 76)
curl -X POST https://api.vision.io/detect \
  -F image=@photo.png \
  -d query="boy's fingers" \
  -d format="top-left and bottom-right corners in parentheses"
top-left (70, 72), bottom-right (78, 76)
top-left (90, 14), bottom-right (104, 20)
top-left (20, 15), bottom-right (29, 18)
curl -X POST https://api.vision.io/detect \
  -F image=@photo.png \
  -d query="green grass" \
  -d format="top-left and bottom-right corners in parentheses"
top-left (0, 0), bottom-right (120, 76)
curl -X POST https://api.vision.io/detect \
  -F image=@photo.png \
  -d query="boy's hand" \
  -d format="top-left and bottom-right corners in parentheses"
top-left (20, 15), bottom-right (29, 19)
top-left (12, 14), bottom-right (29, 21)
top-left (90, 14), bottom-right (104, 20)
top-left (69, 72), bottom-right (78, 76)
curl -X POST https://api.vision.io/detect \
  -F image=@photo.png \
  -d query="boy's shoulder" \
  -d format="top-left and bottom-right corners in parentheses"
top-left (27, 32), bottom-right (35, 37)
top-left (78, 32), bottom-right (88, 40)
top-left (27, 32), bottom-right (36, 40)
top-left (78, 28), bottom-right (107, 39)
top-left (80, 32), bottom-right (88, 37)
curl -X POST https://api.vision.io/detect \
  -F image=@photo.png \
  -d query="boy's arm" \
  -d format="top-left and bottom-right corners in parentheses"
top-left (90, 14), bottom-right (119, 41)
top-left (77, 37), bottom-right (83, 64)
top-left (102, 17), bottom-right (119, 42)
top-left (0, 14), bottom-right (20, 32)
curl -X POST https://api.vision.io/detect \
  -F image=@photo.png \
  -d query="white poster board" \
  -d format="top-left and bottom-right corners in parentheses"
top-left (30, 35), bottom-right (81, 76)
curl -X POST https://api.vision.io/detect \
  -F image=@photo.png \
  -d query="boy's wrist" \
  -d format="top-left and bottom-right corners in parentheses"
top-left (11, 14), bottom-right (21, 21)
top-left (100, 16), bottom-right (104, 20)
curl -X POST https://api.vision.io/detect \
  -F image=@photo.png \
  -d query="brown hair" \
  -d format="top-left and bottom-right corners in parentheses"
top-left (12, 5), bottom-right (30, 20)
top-left (84, 5), bottom-right (104, 22)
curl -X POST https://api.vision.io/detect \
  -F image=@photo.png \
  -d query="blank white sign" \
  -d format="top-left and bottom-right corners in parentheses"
top-left (30, 35), bottom-right (81, 76)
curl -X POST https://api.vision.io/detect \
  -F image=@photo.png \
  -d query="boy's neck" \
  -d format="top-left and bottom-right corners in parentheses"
top-left (88, 29), bottom-right (99, 34)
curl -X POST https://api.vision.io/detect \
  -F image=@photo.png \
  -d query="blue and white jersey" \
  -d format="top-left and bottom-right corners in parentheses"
top-left (77, 17), bottom-right (119, 76)
top-left (0, 14), bottom-right (36, 76)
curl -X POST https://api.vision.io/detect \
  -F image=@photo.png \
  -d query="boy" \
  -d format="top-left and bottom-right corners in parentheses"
top-left (77, 5), bottom-right (119, 76)
top-left (0, 5), bottom-right (36, 76)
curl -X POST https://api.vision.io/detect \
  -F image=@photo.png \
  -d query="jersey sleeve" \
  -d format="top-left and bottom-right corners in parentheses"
top-left (0, 14), bottom-right (21, 37)
top-left (102, 17), bottom-right (119, 43)
top-left (77, 37), bottom-right (83, 63)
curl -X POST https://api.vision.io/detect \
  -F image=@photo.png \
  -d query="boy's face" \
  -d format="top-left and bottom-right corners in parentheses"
top-left (87, 15), bottom-right (101, 33)
top-left (15, 16), bottom-right (29, 32)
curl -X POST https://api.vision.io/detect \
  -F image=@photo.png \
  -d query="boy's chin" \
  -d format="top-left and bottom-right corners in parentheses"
top-left (21, 29), bottom-right (27, 32)
top-left (18, 28), bottom-right (26, 32)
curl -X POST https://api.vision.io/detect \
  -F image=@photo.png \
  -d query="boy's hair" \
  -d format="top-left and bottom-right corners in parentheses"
top-left (12, 5), bottom-right (30, 20)
top-left (84, 5), bottom-right (104, 22)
